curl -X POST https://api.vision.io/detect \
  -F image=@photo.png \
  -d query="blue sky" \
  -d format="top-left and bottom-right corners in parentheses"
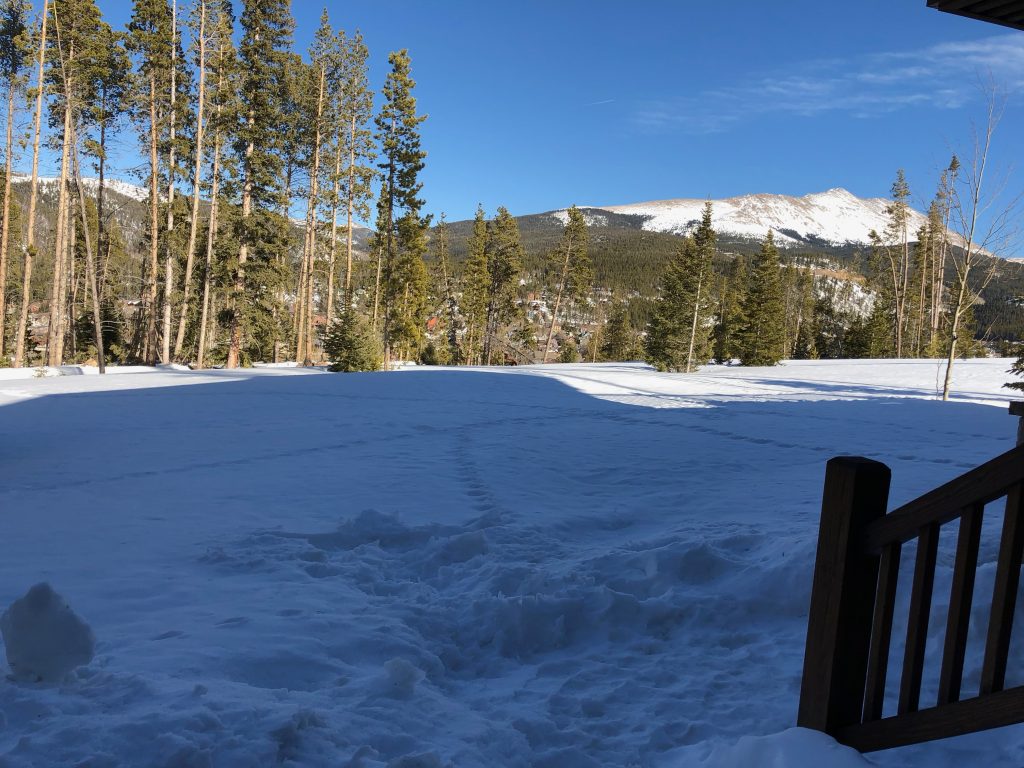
top-left (87, 0), bottom-right (1023, 224)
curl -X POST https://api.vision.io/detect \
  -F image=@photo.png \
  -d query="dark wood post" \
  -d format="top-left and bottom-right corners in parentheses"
top-left (799, 456), bottom-right (892, 735)
top-left (1010, 402), bottom-right (1024, 447)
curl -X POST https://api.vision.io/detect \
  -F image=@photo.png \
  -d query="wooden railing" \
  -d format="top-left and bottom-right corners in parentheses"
top-left (798, 443), bottom-right (1024, 752)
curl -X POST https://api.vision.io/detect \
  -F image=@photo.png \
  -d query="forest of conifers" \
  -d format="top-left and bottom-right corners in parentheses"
top-left (0, 0), bottom-right (1020, 374)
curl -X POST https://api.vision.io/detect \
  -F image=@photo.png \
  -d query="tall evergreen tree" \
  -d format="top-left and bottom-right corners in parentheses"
top-left (373, 49), bottom-right (428, 364)
top-left (338, 30), bottom-right (374, 299)
top-left (482, 206), bottom-right (524, 364)
top-left (431, 214), bottom-right (460, 363)
top-left (195, 0), bottom-right (235, 369)
top-left (713, 254), bottom-right (747, 363)
top-left (225, 0), bottom-right (294, 368)
top-left (461, 204), bottom-right (488, 364)
top-left (600, 302), bottom-right (639, 361)
top-left (644, 204), bottom-right (715, 372)
top-left (128, 0), bottom-right (173, 363)
top-left (738, 231), bottom-right (786, 366)
top-left (542, 205), bottom-right (590, 363)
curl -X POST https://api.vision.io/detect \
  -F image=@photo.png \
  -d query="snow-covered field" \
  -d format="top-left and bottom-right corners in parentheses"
top-left (1, 359), bottom-right (1022, 767)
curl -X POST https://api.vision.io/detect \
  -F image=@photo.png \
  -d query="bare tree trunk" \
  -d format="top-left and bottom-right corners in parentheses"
top-left (144, 73), bottom-right (160, 363)
top-left (226, 120), bottom-right (253, 368)
top-left (0, 77), bottom-right (16, 359)
top-left (685, 270), bottom-right (704, 373)
top-left (174, 0), bottom-right (206, 360)
top-left (345, 115), bottom-right (356, 293)
top-left (371, 244), bottom-right (382, 331)
top-left (47, 105), bottom-right (72, 366)
top-left (196, 50), bottom-right (225, 371)
top-left (325, 131), bottom-right (342, 321)
top-left (69, 124), bottom-right (104, 372)
top-left (14, 0), bottom-right (46, 367)
top-left (195, 132), bottom-right (221, 369)
top-left (161, 0), bottom-right (177, 364)
top-left (298, 64), bottom-right (326, 366)
top-left (543, 232), bottom-right (574, 363)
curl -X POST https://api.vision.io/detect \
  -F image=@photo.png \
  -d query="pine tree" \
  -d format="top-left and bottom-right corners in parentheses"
top-left (172, 0), bottom-right (210, 360)
top-left (294, 10), bottom-right (335, 366)
top-left (432, 214), bottom-right (460, 363)
top-left (483, 206), bottom-right (524, 364)
top-left (324, 292), bottom-right (381, 372)
top-left (461, 204), bottom-right (488, 364)
top-left (226, 0), bottom-right (294, 368)
top-left (543, 205), bottom-right (590, 363)
top-left (373, 49), bottom-right (428, 364)
top-left (338, 30), bottom-right (374, 299)
top-left (644, 205), bottom-right (716, 372)
top-left (600, 302), bottom-right (639, 361)
top-left (683, 201), bottom-right (715, 371)
top-left (195, 0), bottom-right (234, 369)
top-left (644, 237), bottom-right (701, 372)
top-left (737, 231), bottom-right (786, 366)
top-left (128, 0), bottom-right (173, 363)
top-left (713, 254), bottom-right (747, 363)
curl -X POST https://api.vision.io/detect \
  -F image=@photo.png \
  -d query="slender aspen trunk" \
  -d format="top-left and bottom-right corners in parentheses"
top-left (69, 125), bottom-right (104, 372)
top-left (371, 243), bottom-right (382, 331)
top-left (686, 270), bottom-right (704, 373)
top-left (161, 0), bottom-right (177, 364)
top-left (543, 232), bottom-right (574, 363)
top-left (0, 78), bottom-right (16, 358)
top-left (174, 0), bottom-right (206, 359)
top-left (144, 73), bottom-right (159, 363)
top-left (196, 48), bottom-right (223, 371)
top-left (96, 101), bottom-right (107, 297)
top-left (325, 133), bottom-right (341, 321)
top-left (47, 105), bottom-right (72, 366)
top-left (226, 115), bottom-right (253, 369)
top-left (345, 115), bottom-right (356, 292)
top-left (195, 133), bottom-right (220, 369)
top-left (14, 0), bottom-right (46, 367)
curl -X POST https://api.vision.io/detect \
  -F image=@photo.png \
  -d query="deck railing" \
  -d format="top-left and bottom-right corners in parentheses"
top-left (798, 438), bottom-right (1024, 752)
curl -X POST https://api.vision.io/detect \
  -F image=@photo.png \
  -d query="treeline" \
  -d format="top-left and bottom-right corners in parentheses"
top-left (0, 0), bottom-right (431, 370)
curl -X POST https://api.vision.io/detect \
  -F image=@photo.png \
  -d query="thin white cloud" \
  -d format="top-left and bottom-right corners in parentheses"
top-left (634, 34), bottom-right (1024, 134)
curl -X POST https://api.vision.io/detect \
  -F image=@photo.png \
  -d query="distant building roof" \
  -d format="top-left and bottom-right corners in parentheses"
top-left (927, 0), bottom-right (1024, 31)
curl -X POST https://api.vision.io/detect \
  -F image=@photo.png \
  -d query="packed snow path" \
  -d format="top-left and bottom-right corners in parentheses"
top-left (0, 360), bottom-right (1022, 767)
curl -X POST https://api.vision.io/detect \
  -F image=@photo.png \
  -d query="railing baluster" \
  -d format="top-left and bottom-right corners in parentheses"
top-left (864, 541), bottom-right (902, 721)
top-left (899, 522), bottom-right (940, 714)
top-left (937, 503), bottom-right (984, 705)
top-left (981, 483), bottom-right (1024, 694)
top-left (798, 457), bottom-right (891, 735)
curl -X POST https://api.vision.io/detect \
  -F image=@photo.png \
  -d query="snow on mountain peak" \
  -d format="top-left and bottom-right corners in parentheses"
top-left (591, 188), bottom-right (927, 246)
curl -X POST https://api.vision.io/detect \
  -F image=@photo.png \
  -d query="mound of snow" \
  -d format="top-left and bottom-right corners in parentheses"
top-left (1, 583), bottom-right (95, 682)
top-left (694, 728), bottom-right (873, 767)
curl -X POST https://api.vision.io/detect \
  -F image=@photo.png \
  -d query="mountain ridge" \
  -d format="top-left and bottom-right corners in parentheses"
top-left (549, 187), bottom-right (931, 248)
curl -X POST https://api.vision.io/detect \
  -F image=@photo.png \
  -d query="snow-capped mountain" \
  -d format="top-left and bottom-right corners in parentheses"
top-left (12, 175), bottom-right (150, 203)
top-left (555, 188), bottom-right (931, 247)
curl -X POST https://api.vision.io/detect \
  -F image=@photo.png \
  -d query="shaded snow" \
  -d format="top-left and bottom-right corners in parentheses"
top-left (0, 360), bottom-right (1021, 766)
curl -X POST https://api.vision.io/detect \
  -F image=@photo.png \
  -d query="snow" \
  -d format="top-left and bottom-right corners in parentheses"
top-left (589, 188), bottom-right (930, 246)
top-left (0, 359), bottom-right (1022, 766)
top-left (1, 584), bottom-right (95, 683)
top-left (11, 175), bottom-right (150, 203)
